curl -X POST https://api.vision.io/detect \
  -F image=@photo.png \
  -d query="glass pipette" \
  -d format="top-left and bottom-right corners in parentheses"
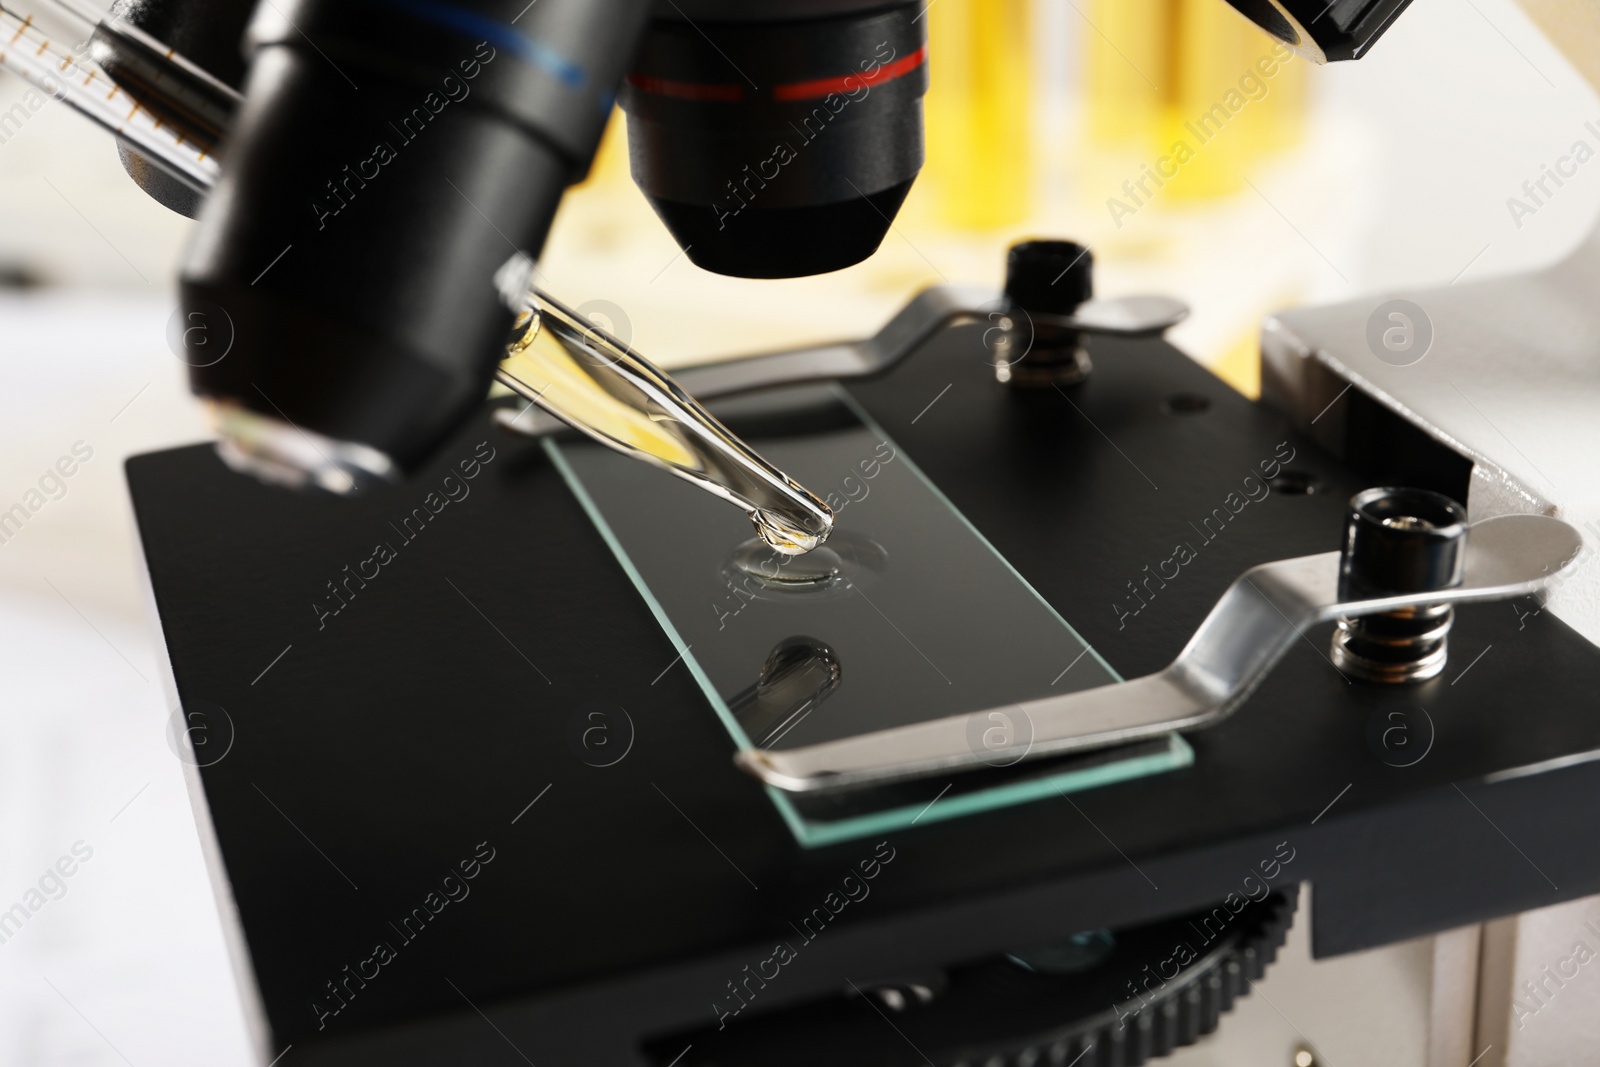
top-left (0, 0), bottom-right (229, 192)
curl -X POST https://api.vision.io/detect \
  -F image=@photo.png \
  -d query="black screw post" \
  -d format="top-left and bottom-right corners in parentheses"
top-left (1331, 487), bottom-right (1468, 683)
top-left (996, 240), bottom-right (1094, 387)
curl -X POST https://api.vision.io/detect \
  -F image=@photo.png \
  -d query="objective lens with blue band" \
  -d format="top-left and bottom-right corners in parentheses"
top-left (370, 0), bottom-right (588, 89)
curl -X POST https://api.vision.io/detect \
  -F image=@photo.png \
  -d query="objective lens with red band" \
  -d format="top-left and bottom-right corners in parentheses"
top-left (626, 43), bottom-right (928, 105)
top-left (774, 43), bottom-right (927, 101)
top-left (621, 2), bottom-right (927, 278)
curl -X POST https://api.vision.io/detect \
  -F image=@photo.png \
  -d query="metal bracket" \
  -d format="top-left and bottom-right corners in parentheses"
top-left (494, 285), bottom-right (1189, 437)
top-left (736, 514), bottom-right (1583, 793)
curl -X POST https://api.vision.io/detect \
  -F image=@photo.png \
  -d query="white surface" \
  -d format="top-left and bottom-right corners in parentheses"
top-left (1477, 892), bottom-right (1600, 1067)
top-left (0, 291), bottom-right (247, 1065)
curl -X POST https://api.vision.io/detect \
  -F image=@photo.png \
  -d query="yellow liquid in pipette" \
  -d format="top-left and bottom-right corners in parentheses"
top-left (498, 301), bottom-right (833, 555)
top-left (503, 311), bottom-right (698, 468)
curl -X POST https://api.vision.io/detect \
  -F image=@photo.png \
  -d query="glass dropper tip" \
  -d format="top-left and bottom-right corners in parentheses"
top-left (751, 505), bottom-right (833, 556)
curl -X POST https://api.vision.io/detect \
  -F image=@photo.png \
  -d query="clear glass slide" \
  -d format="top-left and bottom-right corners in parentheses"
top-left (549, 385), bottom-right (1191, 847)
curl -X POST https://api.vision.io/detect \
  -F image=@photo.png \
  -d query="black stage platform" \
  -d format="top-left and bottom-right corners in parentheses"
top-left (128, 323), bottom-right (1600, 1065)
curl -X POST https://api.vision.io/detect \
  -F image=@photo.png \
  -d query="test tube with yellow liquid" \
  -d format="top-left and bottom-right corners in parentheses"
top-left (1085, 0), bottom-right (1305, 206)
top-left (924, 0), bottom-right (1034, 230)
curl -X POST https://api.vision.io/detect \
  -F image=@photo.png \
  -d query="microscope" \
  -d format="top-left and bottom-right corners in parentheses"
top-left (13, 0), bottom-right (1600, 1063)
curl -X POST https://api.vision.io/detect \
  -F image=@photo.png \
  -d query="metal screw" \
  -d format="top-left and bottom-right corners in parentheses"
top-left (1331, 487), bottom-right (1468, 683)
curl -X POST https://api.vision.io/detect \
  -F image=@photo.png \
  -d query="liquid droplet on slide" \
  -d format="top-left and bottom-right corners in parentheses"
top-left (730, 539), bottom-right (843, 587)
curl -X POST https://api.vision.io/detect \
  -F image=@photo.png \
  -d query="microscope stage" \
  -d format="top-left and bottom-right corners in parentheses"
top-left (128, 325), bottom-right (1600, 1065)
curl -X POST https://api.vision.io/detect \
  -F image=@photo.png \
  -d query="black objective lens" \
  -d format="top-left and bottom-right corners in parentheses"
top-left (1219, 0), bottom-right (1420, 62)
top-left (180, 0), bottom-right (651, 478)
top-left (621, 2), bottom-right (927, 279)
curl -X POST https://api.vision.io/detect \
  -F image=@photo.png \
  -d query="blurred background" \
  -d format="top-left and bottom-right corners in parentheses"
top-left (0, 0), bottom-right (1596, 1062)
